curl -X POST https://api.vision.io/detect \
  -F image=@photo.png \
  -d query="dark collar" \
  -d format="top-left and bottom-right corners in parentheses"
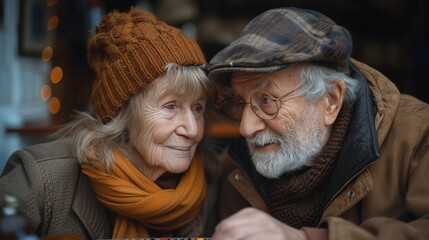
top-left (320, 63), bottom-right (380, 207)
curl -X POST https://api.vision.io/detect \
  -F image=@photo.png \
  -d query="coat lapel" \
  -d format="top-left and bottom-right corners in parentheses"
top-left (72, 171), bottom-right (113, 239)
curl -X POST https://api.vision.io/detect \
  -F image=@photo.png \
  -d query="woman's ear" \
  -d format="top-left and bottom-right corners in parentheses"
top-left (324, 80), bottom-right (346, 126)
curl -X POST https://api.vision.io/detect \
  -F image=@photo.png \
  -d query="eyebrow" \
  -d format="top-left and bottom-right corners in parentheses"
top-left (252, 79), bottom-right (271, 92)
top-left (193, 95), bottom-right (207, 101)
top-left (231, 74), bottom-right (272, 95)
top-left (159, 92), bottom-right (207, 101)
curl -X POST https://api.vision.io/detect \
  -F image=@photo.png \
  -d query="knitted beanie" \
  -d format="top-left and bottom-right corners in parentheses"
top-left (88, 7), bottom-right (206, 122)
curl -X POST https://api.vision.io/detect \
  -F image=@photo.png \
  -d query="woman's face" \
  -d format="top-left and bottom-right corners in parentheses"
top-left (129, 78), bottom-right (207, 181)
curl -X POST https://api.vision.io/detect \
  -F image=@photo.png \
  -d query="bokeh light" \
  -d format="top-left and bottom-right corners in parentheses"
top-left (48, 97), bottom-right (61, 114)
top-left (40, 85), bottom-right (52, 101)
top-left (47, 0), bottom-right (59, 6)
top-left (47, 16), bottom-right (59, 30)
top-left (42, 47), bottom-right (53, 62)
top-left (50, 66), bottom-right (63, 84)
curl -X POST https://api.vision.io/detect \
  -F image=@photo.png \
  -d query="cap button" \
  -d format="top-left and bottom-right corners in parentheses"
top-left (229, 61), bottom-right (234, 67)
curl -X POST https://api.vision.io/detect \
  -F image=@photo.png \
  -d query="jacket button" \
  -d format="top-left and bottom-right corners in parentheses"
top-left (235, 173), bottom-right (242, 181)
top-left (348, 191), bottom-right (355, 198)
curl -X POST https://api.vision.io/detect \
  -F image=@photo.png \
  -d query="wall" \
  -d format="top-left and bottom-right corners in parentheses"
top-left (0, 0), bottom-right (51, 170)
top-left (0, 0), bottom-right (428, 171)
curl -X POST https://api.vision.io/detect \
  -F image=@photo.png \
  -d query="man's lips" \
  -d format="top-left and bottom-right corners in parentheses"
top-left (254, 141), bottom-right (278, 151)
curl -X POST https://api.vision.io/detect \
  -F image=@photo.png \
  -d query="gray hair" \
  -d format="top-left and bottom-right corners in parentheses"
top-left (58, 64), bottom-right (211, 172)
top-left (295, 63), bottom-right (360, 104)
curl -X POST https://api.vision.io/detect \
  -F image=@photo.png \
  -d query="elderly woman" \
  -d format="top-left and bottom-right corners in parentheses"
top-left (0, 8), bottom-right (217, 239)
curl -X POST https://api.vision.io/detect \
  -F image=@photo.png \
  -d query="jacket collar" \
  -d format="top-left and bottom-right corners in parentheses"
top-left (319, 62), bottom-right (380, 212)
top-left (72, 171), bottom-right (113, 239)
top-left (350, 59), bottom-right (401, 145)
top-left (228, 137), bottom-right (268, 197)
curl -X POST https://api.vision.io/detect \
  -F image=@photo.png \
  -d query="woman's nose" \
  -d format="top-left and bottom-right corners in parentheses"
top-left (176, 109), bottom-right (199, 138)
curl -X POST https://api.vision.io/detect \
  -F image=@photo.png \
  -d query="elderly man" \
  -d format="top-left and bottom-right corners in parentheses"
top-left (208, 7), bottom-right (429, 240)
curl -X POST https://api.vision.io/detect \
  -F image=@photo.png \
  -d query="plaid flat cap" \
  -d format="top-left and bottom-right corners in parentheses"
top-left (208, 7), bottom-right (352, 82)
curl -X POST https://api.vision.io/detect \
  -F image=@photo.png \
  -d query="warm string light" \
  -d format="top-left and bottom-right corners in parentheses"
top-left (47, 0), bottom-right (59, 7)
top-left (40, 84), bottom-right (51, 101)
top-left (42, 47), bottom-right (53, 62)
top-left (50, 66), bottom-right (63, 84)
top-left (48, 97), bottom-right (61, 114)
top-left (47, 16), bottom-right (59, 30)
top-left (40, 0), bottom-right (61, 115)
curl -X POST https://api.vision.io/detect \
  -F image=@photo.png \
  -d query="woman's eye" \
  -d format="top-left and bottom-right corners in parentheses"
top-left (163, 103), bottom-right (176, 110)
top-left (193, 103), bottom-right (205, 113)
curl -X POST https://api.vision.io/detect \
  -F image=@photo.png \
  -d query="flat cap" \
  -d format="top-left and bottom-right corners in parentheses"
top-left (208, 7), bottom-right (352, 82)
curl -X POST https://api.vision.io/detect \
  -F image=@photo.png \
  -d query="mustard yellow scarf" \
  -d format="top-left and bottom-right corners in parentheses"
top-left (81, 151), bottom-right (207, 238)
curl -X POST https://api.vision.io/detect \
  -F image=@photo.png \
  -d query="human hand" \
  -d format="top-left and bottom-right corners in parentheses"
top-left (211, 207), bottom-right (308, 240)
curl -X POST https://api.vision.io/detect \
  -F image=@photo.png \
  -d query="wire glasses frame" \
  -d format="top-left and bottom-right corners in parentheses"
top-left (220, 86), bottom-right (299, 120)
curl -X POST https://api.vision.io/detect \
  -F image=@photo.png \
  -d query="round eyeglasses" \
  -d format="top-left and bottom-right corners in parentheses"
top-left (220, 87), bottom-right (298, 120)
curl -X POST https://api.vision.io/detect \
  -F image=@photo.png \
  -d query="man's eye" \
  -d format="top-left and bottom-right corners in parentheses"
top-left (231, 97), bottom-right (245, 106)
top-left (260, 95), bottom-right (274, 104)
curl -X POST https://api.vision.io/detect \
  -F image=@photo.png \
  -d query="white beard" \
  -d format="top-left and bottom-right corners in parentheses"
top-left (246, 107), bottom-right (328, 179)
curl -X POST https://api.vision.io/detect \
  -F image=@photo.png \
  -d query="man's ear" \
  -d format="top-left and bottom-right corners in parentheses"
top-left (324, 80), bottom-right (346, 127)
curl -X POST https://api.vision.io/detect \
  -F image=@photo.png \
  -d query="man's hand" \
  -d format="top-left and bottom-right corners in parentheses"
top-left (211, 207), bottom-right (308, 240)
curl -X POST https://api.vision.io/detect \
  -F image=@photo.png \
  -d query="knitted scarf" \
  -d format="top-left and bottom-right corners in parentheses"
top-left (265, 103), bottom-right (353, 228)
top-left (81, 151), bottom-right (207, 238)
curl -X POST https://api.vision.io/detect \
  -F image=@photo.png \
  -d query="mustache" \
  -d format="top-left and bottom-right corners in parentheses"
top-left (247, 129), bottom-right (283, 147)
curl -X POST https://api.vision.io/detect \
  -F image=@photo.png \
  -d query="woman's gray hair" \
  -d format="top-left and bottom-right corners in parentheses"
top-left (295, 63), bottom-right (360, 103)
top-left (57, 63), bottom-right (211, 172)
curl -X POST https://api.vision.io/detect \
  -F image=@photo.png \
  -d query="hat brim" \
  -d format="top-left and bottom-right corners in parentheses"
top-left (208, 64), bottom-right (289, 83)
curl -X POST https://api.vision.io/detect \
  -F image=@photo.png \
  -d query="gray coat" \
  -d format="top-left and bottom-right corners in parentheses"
top-left (0, 138), bottom-right (112, 239)
top-left (0, 138), bottom-right (219, 239)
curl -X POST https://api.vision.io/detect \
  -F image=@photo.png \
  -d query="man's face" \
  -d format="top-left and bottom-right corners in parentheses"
top-left (230, 65), bottom-right (329, 178)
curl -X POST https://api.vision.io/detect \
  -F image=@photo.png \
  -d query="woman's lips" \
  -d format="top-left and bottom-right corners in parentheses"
top-left (168, 146), bottom-right (192, 151)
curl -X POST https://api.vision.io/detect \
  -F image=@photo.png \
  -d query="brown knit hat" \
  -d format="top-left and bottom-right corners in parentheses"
top-left (88, 7), bottom-right (206, 122)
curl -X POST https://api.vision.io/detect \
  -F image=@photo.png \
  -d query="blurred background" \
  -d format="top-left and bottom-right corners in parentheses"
top-left (0, 0), bottom-right (428, 171)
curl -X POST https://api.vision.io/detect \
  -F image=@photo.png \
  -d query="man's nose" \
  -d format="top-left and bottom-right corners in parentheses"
top-left (239, 104), bottom-right (266, 138)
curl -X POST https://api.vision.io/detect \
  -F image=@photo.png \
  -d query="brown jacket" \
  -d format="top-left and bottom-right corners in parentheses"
top-left (217, 59), bottom-right (429, 240)
top-left (0, 138), bottom-right (219, 239)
